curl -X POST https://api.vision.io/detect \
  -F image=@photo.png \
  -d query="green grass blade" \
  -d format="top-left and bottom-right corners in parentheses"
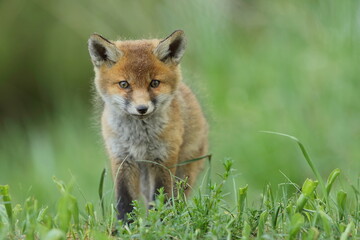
top-left (242, 221), bottom-right (251, 240)
top-left (70, 195), bottom-right (80, 229)
top-left (43, 229), bottom-right (66, 240)
top-left (337, 190), bottom-right (347, 221)
top-left (261, 131), bottom-right (328, 205)
top-left (325, 169), bottom-right (341, 196)
top-left (99, 168), bottom-right (106, 220)
top-left (305, 227), bottom-right (319, 240)
top-left (318, 210), bottom-right (333, 239)
top-left (257, 210), bottom-right (268, 238)
top-left (237, 185), bottom-right (248, 223)
top-left (295, 179), bottom-right (318, 212)
top-left (340, 221), bottom-right (354, 240)
top-left (272, 204), bottom-right (281, 230)
top-left (288, 213), bottom-right (304, 240)
top-left (171, 154), bottom-right (212, 167)
top-left (0, 185), bottom-right (13, 229)
top-left (52, 177), bottom-right (80, 232)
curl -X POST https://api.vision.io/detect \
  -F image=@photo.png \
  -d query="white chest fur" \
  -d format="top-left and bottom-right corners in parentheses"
top-left (104, 108), bottom-right (169, 163)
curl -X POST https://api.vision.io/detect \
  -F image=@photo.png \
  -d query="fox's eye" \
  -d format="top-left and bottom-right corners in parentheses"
top-left (119, 81), bottom-right (130, 89)
top-left (150, 80), bottom-right (160, 88)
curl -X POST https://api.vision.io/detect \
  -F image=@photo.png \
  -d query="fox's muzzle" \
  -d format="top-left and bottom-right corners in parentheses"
top-left (136, 105), bottom-right (149, 115)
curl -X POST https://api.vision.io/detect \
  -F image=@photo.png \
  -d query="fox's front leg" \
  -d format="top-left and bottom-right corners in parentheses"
top-left (111, 159), bottom-right (140, 221)
top-left (152, 153), bottom-right (179, 200)
top-left (152, 126), bottom-right (184, 200)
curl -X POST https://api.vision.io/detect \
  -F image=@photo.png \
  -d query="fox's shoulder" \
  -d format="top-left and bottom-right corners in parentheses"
top-left (175, 82), bottom-right (206, 125)
top-left (177, 82), bottom-right (200, 108)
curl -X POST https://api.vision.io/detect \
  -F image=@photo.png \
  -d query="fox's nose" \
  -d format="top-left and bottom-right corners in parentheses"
top-left (136, 105), bottom-right (148, 115)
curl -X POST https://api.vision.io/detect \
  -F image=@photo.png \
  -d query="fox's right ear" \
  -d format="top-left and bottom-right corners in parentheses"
top-left (88, 34), bottom-right (122, 67)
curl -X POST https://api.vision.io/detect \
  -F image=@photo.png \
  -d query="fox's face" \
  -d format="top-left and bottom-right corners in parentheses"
top-left (88, 31), bottom-right (186, 118)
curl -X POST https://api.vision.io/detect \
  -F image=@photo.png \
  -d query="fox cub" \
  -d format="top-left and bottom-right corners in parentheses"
top-left (88, 30), bottom-right (208, 220)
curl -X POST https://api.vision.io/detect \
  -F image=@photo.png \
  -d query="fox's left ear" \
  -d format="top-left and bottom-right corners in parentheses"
top-left (154, 30), bottom-right (186, 64)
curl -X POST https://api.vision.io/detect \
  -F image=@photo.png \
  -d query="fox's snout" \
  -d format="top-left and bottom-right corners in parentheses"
top-left (136, 105), bottom-right (149, 115)
top-left (125, 90), bottom-right (156, 116)
top-left (129, 101), bottom-right (154, 116)
top-left (116, 98), bottom-right (154, 117)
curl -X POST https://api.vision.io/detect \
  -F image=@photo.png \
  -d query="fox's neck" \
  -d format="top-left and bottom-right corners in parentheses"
top-left (102, 101), bottom-right (171, 164)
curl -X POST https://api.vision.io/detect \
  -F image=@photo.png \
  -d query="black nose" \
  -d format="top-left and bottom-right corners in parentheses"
top-left (136, 105), bottom-right (148, 114)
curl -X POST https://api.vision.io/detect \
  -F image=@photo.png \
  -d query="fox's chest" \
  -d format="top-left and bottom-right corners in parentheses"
top-left (105, 115), bottom-right (168, 162)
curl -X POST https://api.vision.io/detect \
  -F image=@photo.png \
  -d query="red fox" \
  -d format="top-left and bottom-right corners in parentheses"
top-left (88, 30), bottom-right (208, 221)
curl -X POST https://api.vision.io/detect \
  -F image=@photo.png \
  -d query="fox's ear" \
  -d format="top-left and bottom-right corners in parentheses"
top-left (88, 34), bottom-right (122, 67)
top-left (154, 30), bottom-right (186, 64)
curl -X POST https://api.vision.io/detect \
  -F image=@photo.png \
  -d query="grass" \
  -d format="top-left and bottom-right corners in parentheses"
top-left (1, 135), bottom-right (359, 239)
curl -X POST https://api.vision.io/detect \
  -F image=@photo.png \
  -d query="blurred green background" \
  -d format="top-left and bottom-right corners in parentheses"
top-left (1, 0), bottom-right (359, 207)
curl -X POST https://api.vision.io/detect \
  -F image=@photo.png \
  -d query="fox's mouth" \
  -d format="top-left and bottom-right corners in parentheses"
top-left (132, 114), bottom-right (148, 120)
top-left (129, 112), bottom-right (154, 120)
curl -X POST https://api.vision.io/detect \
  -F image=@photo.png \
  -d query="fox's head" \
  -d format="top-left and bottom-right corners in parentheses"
top-left (88, 30), bottom-right (186, 118)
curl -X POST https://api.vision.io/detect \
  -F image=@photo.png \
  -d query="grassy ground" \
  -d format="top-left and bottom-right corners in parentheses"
top-left (1, 135), bottom-right (359, 239)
